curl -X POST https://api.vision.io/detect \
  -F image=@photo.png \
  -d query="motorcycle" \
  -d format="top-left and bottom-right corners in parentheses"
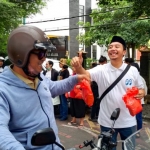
top-left (31, 108), bottom-right (150, 150)
top-left (31, 127), bottom-right (75, 150)
top-left (78, 108), bottom-right (120, 150)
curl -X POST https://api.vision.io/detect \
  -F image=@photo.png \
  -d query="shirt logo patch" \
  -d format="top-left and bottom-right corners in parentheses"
top-left (44, 86), bottom-right (48, 91)
top-left (125, 79), bottom-right (132, 85)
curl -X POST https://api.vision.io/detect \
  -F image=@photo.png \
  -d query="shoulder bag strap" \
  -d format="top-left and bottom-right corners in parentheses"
top-left (97, 64), bottom-right (131, 106)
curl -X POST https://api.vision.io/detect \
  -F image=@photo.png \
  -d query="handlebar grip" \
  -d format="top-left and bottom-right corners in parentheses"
top-left (79, 145), bottom-right (84, 149)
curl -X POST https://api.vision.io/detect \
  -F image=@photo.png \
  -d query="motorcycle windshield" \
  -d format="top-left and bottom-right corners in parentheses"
top-left (124, 127), bottom-right (150, 150)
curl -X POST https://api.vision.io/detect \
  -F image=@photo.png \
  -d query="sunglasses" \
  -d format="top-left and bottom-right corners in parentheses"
top-left (31, 50), bottom-right (47, 60)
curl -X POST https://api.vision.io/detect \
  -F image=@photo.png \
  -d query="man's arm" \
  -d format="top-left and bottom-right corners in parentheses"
top-left (45, 73), bottom-right (90, 98)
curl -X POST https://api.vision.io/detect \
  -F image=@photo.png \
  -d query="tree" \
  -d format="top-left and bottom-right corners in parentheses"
top-left (97, 0), bottom-right (150, 18)
top-left (0, 0), bottom-right (48, 57)
top-left (77, 0), bottom-right (150, 58)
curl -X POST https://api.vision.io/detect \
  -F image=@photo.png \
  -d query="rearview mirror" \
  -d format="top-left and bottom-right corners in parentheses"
top-left (110, 108), bottom-right (120, 121)
top-left (31, 128), bottom-right (56, 146)
top-left (31, 128), bottom-right (65, 150)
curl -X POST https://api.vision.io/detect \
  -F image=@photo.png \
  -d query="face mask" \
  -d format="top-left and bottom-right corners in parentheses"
top-left (47, 68), bottom-right (50, 71)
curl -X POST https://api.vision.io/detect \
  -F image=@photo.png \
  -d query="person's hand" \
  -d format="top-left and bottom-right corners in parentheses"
top-left (77, 74), bottom-right (90, 83)
top-left (71, 52), bottom-right (83, 69)
top-left (76, 85), bottom-right (81, 89)
top-left (134, 89), bottom-right (145, 100)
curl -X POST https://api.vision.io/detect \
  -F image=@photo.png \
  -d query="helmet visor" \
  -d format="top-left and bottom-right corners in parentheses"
top-left (34, 40), bottom-right (56, 51)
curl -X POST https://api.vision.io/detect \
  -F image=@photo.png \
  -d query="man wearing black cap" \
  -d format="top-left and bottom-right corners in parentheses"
top-left (71, 36), bottom-right (145, 150)
top-left (0, 57), bottom-right (4, 73)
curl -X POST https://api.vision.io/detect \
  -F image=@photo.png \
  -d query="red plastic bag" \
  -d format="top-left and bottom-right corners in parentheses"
top-left (80, 79), bottom-right (94, 107)
top-left (122, 87), bottom-right (142, 116)
top-left (74, 87), bottom-right (82, 99)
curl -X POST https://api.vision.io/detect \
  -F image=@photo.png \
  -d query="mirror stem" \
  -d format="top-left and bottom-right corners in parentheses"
top-left (54, 142), bottom-right (65, 150)
top-left (111, 120), bottom-right (116, 129)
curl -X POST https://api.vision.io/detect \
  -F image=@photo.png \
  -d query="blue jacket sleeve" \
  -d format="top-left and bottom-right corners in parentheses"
top-left (47, 75), bottom-right (78, 97)
top-left (0, 93), bottom-right (25, 150)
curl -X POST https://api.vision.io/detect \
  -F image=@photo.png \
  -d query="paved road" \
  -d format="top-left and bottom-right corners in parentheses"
top-left (56, 114), bottom-right (99, 150)
top-left (56, 115), bottom-right (150, 150)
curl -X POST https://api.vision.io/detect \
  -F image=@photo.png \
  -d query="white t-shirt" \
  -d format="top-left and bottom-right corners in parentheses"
top-left (88, 63), bottom-right (144, 128)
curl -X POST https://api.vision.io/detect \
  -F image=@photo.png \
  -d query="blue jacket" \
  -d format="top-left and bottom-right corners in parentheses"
top-left (0, 67), bottom-right (78, 150)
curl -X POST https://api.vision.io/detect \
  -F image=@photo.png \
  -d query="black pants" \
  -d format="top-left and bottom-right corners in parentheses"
top-left (70, 98), bottom-right (86, 118)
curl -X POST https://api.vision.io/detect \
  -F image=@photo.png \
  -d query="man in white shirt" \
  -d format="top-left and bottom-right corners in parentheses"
top-left (71, 36), bottom-right (145, 150)
top-left (45, 60), bottom-right (59, 81)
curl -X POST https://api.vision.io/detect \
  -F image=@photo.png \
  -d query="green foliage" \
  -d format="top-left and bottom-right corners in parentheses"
top-left (97, 0), bottom-right (150, 18)
top-left (77, 0), bottom-right (150, 58)
top-left (86, 58), bottom-right (97, 69)
top-left (66, 59), bottom-right (71, 67)
top-left (0, 0), bottom-right (48, 56)
top-left (66, 58), bottom-right (97, 69)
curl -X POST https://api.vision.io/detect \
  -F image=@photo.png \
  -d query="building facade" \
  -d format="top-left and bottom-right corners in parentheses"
top-left (25, 0), bottom-right (96, 60)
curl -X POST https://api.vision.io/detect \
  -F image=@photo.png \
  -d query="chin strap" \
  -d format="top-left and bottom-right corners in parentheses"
top-left (37, 73), bottom-right (43, 81)
top-left (22, 66), bottom-right (43, 81)
top-left (22, 59), bottom-right (43, 81)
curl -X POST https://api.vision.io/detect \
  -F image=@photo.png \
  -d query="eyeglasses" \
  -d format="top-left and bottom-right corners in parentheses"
top-left (31, 50), bottom-right (47, 60)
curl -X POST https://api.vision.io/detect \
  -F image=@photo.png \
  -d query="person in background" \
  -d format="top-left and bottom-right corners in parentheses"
top-left (0, 57), bottom-right (4, 73)
top-left (89, 56), bottom-right (107, 122)
top-left (88, 62), bottom-right (99, 122)
top-left (71, 36), bottom-right (145, 150)
top-left (125, 59), bottom-right (147, 138)
top-left (124, 57), bottom-right (134, 64)
top-left (0, 25), bottom-right (89, 150)
top-left (99, 55), bottom-right (107, 65)
top-left (124, 57), bottom-right (140, 72)
top-left (58, 58), bottom-right (70, 121)
top-left (68, 67), bottom-right (86, 127)
top-left (45, 60), bottom-right (60, 116)
top-left (3, 56), bottom-right (12, 68)
top-left (45, 60), bottom-right (59, 81)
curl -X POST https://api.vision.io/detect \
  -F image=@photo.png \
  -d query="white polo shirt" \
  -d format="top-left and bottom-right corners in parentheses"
top-left (88, 63), bottom-right (144, 128)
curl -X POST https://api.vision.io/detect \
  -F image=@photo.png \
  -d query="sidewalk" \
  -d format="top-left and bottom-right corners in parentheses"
top-left (143, 104), bottom-right (150, 120)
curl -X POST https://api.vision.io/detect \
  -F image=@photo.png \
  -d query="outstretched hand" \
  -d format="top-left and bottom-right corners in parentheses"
top-left (71, 52), bottom-right (83, 69)
top-left (77, 74), bottom-right (90, 83)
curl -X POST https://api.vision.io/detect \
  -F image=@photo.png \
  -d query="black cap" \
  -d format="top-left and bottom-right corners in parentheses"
top-left (110, 36), bottom-right (126, 50)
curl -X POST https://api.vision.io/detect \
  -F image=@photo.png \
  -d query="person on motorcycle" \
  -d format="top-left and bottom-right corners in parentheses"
top-left (0, 56), bottom-right (4, 73)
top-left (71, 36), bottom-right (145, 150)
top-left (0, 25), bottom-right (89, 150)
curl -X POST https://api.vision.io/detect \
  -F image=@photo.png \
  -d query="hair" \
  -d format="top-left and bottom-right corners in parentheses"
top-left (48, 60), bottom-right (54, 67)
top-left (99, 55), bottom-right (107, 63)
top-left (130, 62), bottom-right (140, 72)
top-left (63, 65), bottom-right (68, 69)
top-left (124, 58), bottom-right (134, 64)
top-left (91, 62), bottom-right (97, 68)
